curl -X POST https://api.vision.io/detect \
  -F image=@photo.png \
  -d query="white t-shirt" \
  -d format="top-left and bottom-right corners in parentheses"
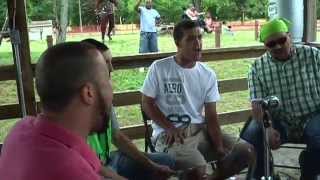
top-left (141, 56), bottom-right (220, 137)
top-left (139, 6), bottom-right (160, 32)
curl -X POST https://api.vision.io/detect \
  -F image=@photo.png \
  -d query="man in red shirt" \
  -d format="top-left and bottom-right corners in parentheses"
top-left (0, 42), bottom-right (113, 180)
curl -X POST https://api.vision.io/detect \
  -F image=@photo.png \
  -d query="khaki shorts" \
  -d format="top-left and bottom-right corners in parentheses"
top-left (154, 124), bottom-right (237, 170)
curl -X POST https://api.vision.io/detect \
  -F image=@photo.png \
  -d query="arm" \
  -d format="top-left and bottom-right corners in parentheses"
top-left (142, 95), bottom-right (175, 131)
top-left (205, 102), bottom-right (225, 157)
top-left (248, 64), bottom-right (265, 121)
top-left (248, 65), bottom-right (281, 149)
top-left (99, 166), bottom-right (127, 180)
top-left (112, 129), bottom-right (174, 178)
top-left (155, 12), bottom-right (161, 26)
top-left (142, 95), bottom-right (185, 144)
top-left (185, 9), bottom-right (194, 19)
top-left (113, 130), bottom-right (155, 169)
top-left (134, 0), bottom-right (142, 13)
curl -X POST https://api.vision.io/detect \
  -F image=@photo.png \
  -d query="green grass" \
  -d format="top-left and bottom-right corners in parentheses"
top-left (0, 31), bottom-right (262, 142)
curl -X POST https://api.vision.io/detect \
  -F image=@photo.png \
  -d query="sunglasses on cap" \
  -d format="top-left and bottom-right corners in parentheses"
top-left (265, 36), bottom-right (287, 48)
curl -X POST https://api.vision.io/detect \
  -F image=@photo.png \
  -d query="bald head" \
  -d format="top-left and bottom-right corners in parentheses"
top-left (146, 0), bottom-right (152, 9)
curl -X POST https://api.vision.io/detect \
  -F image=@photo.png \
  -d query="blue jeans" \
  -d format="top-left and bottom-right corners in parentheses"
top-left (240, 111), bottom-right (320, 179)
top-left (139, 32), bottom-right (158, 53)
top-left (108, 151), bottom-right (175, 180)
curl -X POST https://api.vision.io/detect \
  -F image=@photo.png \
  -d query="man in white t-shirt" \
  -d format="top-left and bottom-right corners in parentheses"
top-left (135, 0), bottom-right (160, 53)
top-left (141, 20), bottom-right (255, 179)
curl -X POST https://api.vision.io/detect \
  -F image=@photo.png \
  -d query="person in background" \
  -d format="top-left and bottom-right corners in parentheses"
top-left (222, 21), bottom-right (234, 36)
top-left (204, 12), bottom-right (217, 32)
top-left (135, 0), bottom-right (161, 53)
top-left (96, 0), bottom-right (118, 42)
top-left (185, 4), bottom-right (211, 33)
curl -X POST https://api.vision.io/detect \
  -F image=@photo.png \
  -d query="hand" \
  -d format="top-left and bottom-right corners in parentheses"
top-left (105, 176), bottom-right (128, 180)
top-left (267, 127), bottom-right (281, 149)
top-left (150, 163), bottom-right (175, 180)
top-left (180, 168), bottom-right (209, 180)
top-left (216, 146), bottom-right (229, 160)
top-left (94, 9), bottom-right (99, 15)
top-left (99, 166), bottom-right (127, 180)
top-left (251, 101), bottom-right (264, 121)
top-left (165, 127), bottom-right (186, 145)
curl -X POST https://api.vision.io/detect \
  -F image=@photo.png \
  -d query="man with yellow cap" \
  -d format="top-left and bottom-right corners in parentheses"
top-left (240, 18), bottom-right (320, 179)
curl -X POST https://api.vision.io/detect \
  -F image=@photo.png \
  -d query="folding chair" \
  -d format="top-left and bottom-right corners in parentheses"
top-left (140, 105), bottom-right (156, 153)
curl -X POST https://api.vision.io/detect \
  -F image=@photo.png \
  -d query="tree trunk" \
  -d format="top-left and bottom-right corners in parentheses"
top-left (192, 0), bottom-right (202, 11)
top-left (56, 0), bottom-right (69, 43)
top-left (241, 10), bottom-right (245, 25)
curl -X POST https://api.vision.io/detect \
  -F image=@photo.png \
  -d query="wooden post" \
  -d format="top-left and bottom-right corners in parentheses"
top-left (131, 23), bottom-right (134, 33)
top-left (215, 22), bottom-right (221, 48)
top-left (78, 0), bottom-right (83, 32)
top-left (255, 20), bottom-right (259, 41)
top-left (303, 0), bottom-right (317, 42)
top-left (6, 0), bottom-right (37, 116)
top-left (46, 35), bottom-right (53, 48)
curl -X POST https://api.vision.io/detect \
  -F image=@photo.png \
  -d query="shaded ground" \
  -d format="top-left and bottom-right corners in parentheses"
top-left (168, 143), bottom-right (303, 180)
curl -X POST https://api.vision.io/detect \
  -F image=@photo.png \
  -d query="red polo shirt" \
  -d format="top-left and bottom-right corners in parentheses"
top-left (0, 115), bottom-right (102, 180)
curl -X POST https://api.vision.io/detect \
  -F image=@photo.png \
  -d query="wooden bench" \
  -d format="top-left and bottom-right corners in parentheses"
top-left (28, 20), bottom-right (53, 41)
top-left (157, 24), bottom-right (174, 35)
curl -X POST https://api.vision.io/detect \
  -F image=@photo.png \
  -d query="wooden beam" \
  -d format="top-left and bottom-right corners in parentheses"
top-left (6, 0), bottom-right (37, 116)
top-left (113, 91), bottom-right (141, 107)
top-left (0, 64), bottom-right (35, 81)
top-left (0, 104), bottom-right (21, 120)
top-left (0, 78), bottom-right (249, 120)
top-left (113, 78), bottom-right (248, 106)
top-left (218, 109), bottom-right (251, 125)
top-left (111, 46), bottom-right (265, 70)
top-left (0, 65), bottom-right (17, 81)
top-left (219, 78), bottom-right (248, 93)
top-left (303, 0), bottom-right (317, 42)
top-left (0, 46), bottom-right (264, 81)
top-left (0, 104), bottom-right (250, 137)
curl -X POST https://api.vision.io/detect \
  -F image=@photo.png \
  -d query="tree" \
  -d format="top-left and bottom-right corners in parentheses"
top-left (0, 1), bottom-right (7, 26)
top-left (234, 0), bottom-right (249, 23)
top-left (27, 0), bottom-right (55, 21)
top-left (247, 0), bottom-right (268, 19)
top-left (193, 0), bottom-right (202, 11)
top-left (55, 0), bottom-right (69, 43)
top-left (153, 0), bottom-right (189, 23)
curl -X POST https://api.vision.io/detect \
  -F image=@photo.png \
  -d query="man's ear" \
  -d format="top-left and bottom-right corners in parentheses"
top-left (80, 83), bottom-right (95, 105)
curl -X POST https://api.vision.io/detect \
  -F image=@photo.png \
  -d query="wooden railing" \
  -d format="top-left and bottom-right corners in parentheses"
top-left (0, 46), bottom-right (266, 139)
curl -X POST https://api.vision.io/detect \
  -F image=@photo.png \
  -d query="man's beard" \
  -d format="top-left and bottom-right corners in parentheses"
top-left (95, 89), bottom-right (111, 133)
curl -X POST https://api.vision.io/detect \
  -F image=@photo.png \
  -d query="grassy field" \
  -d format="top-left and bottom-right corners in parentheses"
top-left (0, 30), bottom-right (262, 143)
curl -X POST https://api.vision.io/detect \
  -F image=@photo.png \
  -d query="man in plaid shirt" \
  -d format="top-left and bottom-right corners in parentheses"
top-left (96, 0), bottom-right (118, 42)
top-left (241, 18), bottom-right (320, 179)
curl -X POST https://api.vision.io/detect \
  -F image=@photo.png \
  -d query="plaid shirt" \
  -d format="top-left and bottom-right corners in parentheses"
top-left (248, 45), bottom-right (320, 136)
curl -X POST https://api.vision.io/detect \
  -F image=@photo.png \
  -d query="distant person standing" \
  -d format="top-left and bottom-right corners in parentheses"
top-left (96, 0), bottom-right (118, 42)
top-left (204, 12), bottom-right (217, 32)
top-left (185, 4), bottom-right (211, 33)
top-left (185, 4), bottom-right (202, 21)
top-left (135, 0), bottom-right (160, 53)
